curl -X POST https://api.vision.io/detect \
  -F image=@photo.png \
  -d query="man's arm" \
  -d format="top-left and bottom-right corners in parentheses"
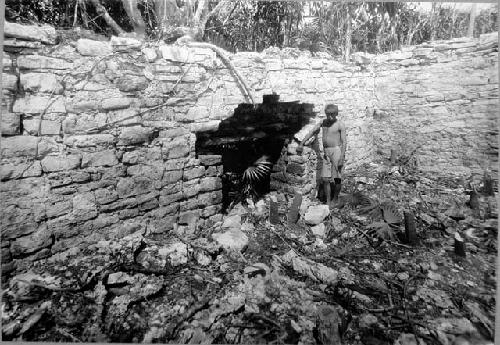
top-left (339, 122), bottom-right (346, 165)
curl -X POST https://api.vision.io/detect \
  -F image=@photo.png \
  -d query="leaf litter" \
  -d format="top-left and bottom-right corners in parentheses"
top-left (1, 157), bottom-right (497, 345)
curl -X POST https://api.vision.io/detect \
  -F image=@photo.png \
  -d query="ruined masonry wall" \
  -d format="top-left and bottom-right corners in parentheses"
top-left (371, 33), bottom-right (498, 178)
top-left (1, 22), bottom-right (498, 274)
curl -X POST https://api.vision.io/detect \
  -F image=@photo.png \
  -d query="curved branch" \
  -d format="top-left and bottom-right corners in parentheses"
top-left (180, 38), bottom-right (255, 105)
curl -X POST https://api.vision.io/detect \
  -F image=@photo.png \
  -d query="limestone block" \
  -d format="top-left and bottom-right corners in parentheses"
top-left (179, 210), bottom-right (200, 226)
top-left (159, 45), bottom-right (190, 62)
top-left (399, 59), bottom-right (419, 67)
top-left (46, 200), bottom-right (73, 219)
top-left (64, 134), bottom-right (115, 147)
top-left (92, 214), bottom-right (119, 230)
top-left (118, 126), bottom-right (153, 146)
top-left (449, 41), bottom-right (477, 50)
top-left (190, 120), bottom-right (220, 132)
top-left (20, 73), bottom-right (63, 94)
top-left (1, 112), bottom-right (20, 135)
top-left (161, 183), bottom-right (182, 197)
top-left (116, 75), bottom-right (148, 92)
top-left (311, 223), bottom-right (326, 238)
top-left (137, 191), bottom-right (159, 205)
top-left (116, 176), bottom-right (153, 198)
top-left (11, 225), bottom-right (52, 258)
top-left (198, 155), bottom-right (222, 166)
top-left (13, 96), bottom-right (66, 114)
top-left (3, 55), bottom-right (13, 70)
top-left (162, 170), bottom-right (183, 185)
top-left (94, 188), bottom-right (119, 205)
top-left (41, 155), bottom-right (81, 172)
top-left (324, 60), bottom-right (345, 72)
top-left (304, 205), bottom-right (330, 225)
top-left (72, 192), bottom-right (98, 221)
top-left (155, 241), bottom-right (187, 266)
top-left (110, 36), bottom-right (142, 51)
top-left (176, 106), bottom-right (209, 122)
top-left (108, 108), bottom-right (140, 126)
top-left (212, 228), bottom-right (248, 252)
top-left (387, 51), bottom-right (413, 61)
top-left (148, 205), bottom-right (179, 218)
top-left (142, 47), bottom-right (158, 62)
top-left (159, 191), bottom-right (183, 206)
top-left (311, 60), bottom-right (325, 70)
top-left (4, 22), bottom-right (57, 44)
top-left (4, 39), bottom-right (42, 49)
top-left (184, 166), bottom-right (205, 181)
top-left (23, 119), bottom-right (61, 135)
top-left (286, 163), bottom-right (306, 175)
top-left (119, 208), bottom-right (139, 219)
top-left (76, 39), bottom-right (112, 56)
top-left (17, 55), bottom-right (73, 70)
top-left (66, 99), bottom-right (100, 113)
top-left (2, 73), bottom-right (18, 91)
top-left (1, 136), bottom-right (39, 158)
top-left (100, 197), bottom-right (137, 212)
top-left (198, 191), bottom-right (223, 205)
top-left (157, 127), bottom-right (187, 139)
top-left (199, 177), bottom-right (222, 193)
top-left (182, 181), bottom-right (200, 199)
top-left (82, 150), bottom-right (119, 167)
top-left (101, 97), bottom-right (131, 111)
top-left (1, 161), bottom-right (42, 181)
top-left (1, 213), bottom-right (38, 241)
top-left (201, 205), bottom-right (221, 218)
top-left (205, 166), bottom-right (222, 177)
top-left (412, 48), bottom-right (434, 57)
top-left (265, 59), bottom-right (282, 71)
top-left (122, 147), bottom-right (162, 164)
top-left (127, 164), bottom-right (164, 180)
top-left (162, 137), bottom-right (191, 159)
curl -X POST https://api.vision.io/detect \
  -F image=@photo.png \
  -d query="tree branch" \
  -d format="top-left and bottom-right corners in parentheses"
top-left (193, 0), bottom-right (208, 29)
top-left (87, 0), bottom-right (125, 35)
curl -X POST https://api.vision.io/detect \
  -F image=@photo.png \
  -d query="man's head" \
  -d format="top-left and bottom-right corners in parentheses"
top-left (325, 104), bottom-right (339, 121)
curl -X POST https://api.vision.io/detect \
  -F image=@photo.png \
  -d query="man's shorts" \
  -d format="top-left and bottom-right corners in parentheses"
top-left (321, 147), bottom-right (343, 181)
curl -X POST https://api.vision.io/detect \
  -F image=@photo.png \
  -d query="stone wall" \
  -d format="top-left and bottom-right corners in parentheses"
top-left (1, 22), bottom-right (498, 274)
top-left (370, 33), bottom-right (498, 178)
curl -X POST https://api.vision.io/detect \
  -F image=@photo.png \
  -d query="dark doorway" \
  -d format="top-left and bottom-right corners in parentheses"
top-left (195, 95), bottom-right (315, 211)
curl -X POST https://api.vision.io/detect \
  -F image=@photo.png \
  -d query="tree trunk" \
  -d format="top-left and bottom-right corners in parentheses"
top-left (88, 0), bottom-right (125, 35)
top-left (449, 5), bottom-right (457, 39)
top-left (467, 4), bottom-right (477, 38)
top-left (429, 2), bottom-right (437, 41)
top-left (154, 0), bottom-right (180, 34)
top-left (122, 0), bottom-right (146, 37)
top-left (376, 12), bottom-right (385, 53)
top-left (344, 10), bottom-right (352, 62)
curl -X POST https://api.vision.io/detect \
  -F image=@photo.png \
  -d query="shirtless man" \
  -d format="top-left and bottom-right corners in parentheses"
top-left (297, 104), bottom-right (346, 206)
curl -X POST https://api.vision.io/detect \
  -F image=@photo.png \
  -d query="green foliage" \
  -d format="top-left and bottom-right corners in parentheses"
top-left (5, 0), bottom-right (498, 54)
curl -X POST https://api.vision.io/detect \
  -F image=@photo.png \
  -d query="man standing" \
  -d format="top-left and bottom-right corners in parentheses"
top-left (297, 104), bottom-right (346, 207)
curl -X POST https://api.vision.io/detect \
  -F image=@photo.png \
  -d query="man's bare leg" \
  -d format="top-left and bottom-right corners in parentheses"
top-left (332, 178), bottom-right (342, 205)
top-left (323, 180), bottom-right (331, 205)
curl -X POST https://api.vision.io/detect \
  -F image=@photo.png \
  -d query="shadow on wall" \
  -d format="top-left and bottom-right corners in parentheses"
top-left (195, 95), bottom-right (315, 210)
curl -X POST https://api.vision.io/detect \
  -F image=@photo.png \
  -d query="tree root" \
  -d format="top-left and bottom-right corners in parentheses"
top-left (177, 36), bottom-right (255, 105)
